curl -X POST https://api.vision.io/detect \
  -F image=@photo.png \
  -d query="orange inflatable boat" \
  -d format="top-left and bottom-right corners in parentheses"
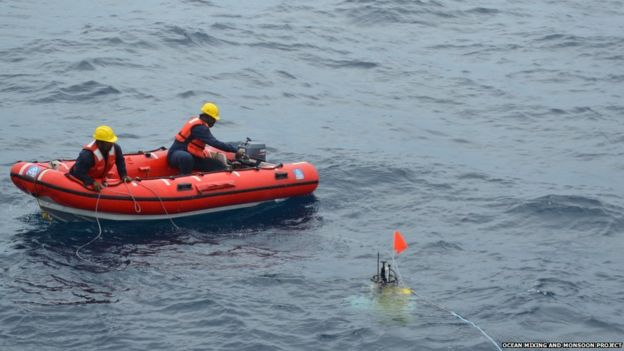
top-left (10, 145), bottom-right (319, 222)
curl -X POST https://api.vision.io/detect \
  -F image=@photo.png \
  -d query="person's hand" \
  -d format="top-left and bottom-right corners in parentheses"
top-left (235, 148), bottom-right (246, 159)
top-left (92, 181), bottom-right (103, 192)
top-left (122, 176), bottom-right (132, 183)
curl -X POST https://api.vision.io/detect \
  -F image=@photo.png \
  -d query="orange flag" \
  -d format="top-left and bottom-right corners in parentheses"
top-left (393, 230), bottom-right (408, 255)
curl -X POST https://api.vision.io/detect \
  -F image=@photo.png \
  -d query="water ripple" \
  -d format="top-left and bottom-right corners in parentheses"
top-left (2, 0), bottom-right (624, 349)
top-left (36, 80), bottom-right (121, 103)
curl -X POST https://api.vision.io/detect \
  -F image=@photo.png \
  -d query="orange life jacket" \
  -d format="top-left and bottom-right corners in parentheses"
top-left (83, 140), bottom-right (116, 178)
top-left (175, 117), bottom-right (209, 158)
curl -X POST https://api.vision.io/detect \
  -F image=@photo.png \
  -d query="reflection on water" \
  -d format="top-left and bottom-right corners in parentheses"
top-left (7, 196), bottom-right (319, 307)
top-left (16, 196), bottom-right (319, 259)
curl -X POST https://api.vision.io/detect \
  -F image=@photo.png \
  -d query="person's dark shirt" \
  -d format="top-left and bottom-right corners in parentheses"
top-left (69, 144), bottom-right (128, 186)
top-left (168, 124), bottom-right (237, 158)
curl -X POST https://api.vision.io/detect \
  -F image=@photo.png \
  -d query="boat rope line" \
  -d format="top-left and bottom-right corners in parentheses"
top-left (32, 166), bottom-right (43, 212)
top-left (137, 182), bottom-right (180, 230)
top-left (107, 182), bottom-right (180, 230)
top-left (122, 182), bottom-right (142, 213)
top-left (30, 163), bottom-right (54, 221)
top-left (107, 183), bottom-right (179, 229)
top-left (75, 192), bottom-right (105, 267)
top-left (391, 255), bottom-right (502, 351)
top-left (74, 183), bottom-right (179, 264)
top-left (11, 172), bottom-right (318, 202)
top-left (450, 311), bottom-right (502, 351)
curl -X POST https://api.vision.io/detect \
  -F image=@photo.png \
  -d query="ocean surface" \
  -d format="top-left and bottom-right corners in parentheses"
top-left (1, 0), bottom-right (623, 350)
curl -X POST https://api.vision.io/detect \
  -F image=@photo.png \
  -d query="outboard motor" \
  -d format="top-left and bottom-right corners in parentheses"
top-left (229, 138), bottom-right (266, 162)
top-left (243, 143), bottom-right (266, 162)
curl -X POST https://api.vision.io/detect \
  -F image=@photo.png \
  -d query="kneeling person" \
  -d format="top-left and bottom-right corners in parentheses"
top-left (69, 125), bottom-right (131, 191)
top-left (168, 102), bottom-right (243, 175)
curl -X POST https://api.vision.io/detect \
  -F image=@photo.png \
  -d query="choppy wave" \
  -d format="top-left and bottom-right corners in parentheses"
top-left (508, 195), bottom-right (623, 224)
top-left (503, 194), bottom-right (624, 236)
top-left (158, 25), bottom-right (235, 47)
top-left (36, 80), bottom-right (121, 102)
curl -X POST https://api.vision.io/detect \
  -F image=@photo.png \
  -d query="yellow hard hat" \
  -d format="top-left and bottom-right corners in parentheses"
top-left (93, 125), bottom-right (118, 143)
top-left (201, 102), bottom-right (220, 120)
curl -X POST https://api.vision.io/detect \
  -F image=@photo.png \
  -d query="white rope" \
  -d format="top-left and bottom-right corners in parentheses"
top-left (451, 311), bottom-right (502, 351)
top-left (122, 181), bottom-right (142, 213)
top-left (75, 192), bottom-right (104, 264)
top-left (104, 182), bottom-right (179, 229)
top-left (74, 180), bottom-right (179, 267)
top-left (32, 164), bottom-right (45, 218)
top-left (31, 168), bottom-right (104, 265)
top-left (391, 252), bottom-right (502, 351)
top-left (137, 182), bottom-right (179, 230)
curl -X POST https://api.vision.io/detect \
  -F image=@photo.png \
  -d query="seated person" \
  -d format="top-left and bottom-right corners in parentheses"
top-left (168, 102), bottom-right (243, 175)
top-left (69, 125), bottom-right (131, 191)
